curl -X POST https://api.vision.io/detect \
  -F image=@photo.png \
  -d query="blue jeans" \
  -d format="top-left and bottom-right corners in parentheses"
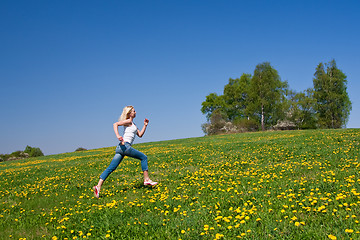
top-left (100, 142), bottom-right (148, 181)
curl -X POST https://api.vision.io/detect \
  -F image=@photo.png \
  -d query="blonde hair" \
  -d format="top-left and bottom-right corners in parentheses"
top-left (119, 106), bottom-right (134, 121)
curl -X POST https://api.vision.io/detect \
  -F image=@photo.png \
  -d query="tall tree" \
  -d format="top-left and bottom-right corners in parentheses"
top-left (222, 73), bottom-right (252, 121)
top-left (313, 60), bottom-right (352, 128)
top-left (247, 62), bottom-right (288, 131)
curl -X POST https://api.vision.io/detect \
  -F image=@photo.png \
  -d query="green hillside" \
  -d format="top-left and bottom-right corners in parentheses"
top-left (1, 129), bottom-right (359, 239)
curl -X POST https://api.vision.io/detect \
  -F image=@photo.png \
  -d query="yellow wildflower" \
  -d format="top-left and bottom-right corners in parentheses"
top-left (328, 234), bottom-right (337, 240)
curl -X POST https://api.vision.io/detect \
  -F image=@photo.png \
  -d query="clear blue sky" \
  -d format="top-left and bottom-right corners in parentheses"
top-left (1, 0), bottom-right (359, 155)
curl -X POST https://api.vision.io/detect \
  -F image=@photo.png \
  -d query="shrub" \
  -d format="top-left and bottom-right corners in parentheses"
top-left (0, 146), bottom-right (43, 162)
top-left (10, 151), bottom-right (24, 158)
top-left (75, 147), bottom-right (87, 152)
top-left (272, 120), bottom-right (297, 130)
top-left (233, 118), bottom-right (260, 132)
top-left (24, 145), bottom-right (44, 157)
top-left (202, 109), bottom-right (228, 135)
top-left (203, 111), bottom-right (261, 136)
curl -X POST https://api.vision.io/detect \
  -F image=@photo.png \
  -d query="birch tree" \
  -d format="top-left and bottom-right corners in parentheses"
top-left (313, 60), bottom-right (352, 128)
top-left (247, 62), bottom-right (288, 131)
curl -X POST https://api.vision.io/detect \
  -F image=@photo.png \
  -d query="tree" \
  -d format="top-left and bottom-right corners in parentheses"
top-left (202, 74), bottom-right (251, 122)
top-left (288, 88), bottom-right (317, 129)
top-left (247, 62), bottom-right (288, 131)
top-left (24, 145), bottom-right (44, 157)
top-left (201, 93), bottom-right (225, 120)
top-left (313, 60), bottom-right (352, 128)
top-left (223, 73), bottom-right (252, 121)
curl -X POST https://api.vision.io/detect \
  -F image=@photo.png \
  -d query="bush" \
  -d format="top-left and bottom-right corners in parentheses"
top-left (203, 110), bottom-right (261, 136)
top-left (0, 146), bottom-right (43, 162)
top-left (202, 109), bottom-right (228, 135)
top-left (10, 150), bottom-right (24, 158)
top-left (24, 145), bottom-right (44, 157)
top-left (1, 151), bottom-right (29, 161)
top-left (272, 120), bottom-right (297, 130)
top-left (75, 147), bottom-right (87, 152)
top-left (233, 118), bottom-right (260, 132)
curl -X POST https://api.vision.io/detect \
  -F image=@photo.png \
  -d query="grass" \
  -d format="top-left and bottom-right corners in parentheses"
top-left (0, 129), bottom-right (359, 239)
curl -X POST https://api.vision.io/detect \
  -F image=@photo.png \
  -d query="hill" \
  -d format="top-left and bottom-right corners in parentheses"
top-left (1, 129), bottom-right (359, 239)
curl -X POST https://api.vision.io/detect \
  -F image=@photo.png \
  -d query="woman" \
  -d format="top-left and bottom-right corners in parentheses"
top-left (93, 106), bottom-right (157, 198)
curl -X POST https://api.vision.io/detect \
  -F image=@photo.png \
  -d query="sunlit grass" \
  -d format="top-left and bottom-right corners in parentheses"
top-left (1, 129), bottom-right (359, 239)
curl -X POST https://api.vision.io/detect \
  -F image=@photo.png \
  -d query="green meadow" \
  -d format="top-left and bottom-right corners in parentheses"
top-left (1, 129), bottom-right (359, 239)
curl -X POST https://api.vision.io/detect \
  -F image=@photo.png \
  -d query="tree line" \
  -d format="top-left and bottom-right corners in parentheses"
top-left (0, 146), bottom-right (89, 162)
top-left (201, 60), bottom-right (352, 135)
top-left (0, 145), bottom-right (44, 162)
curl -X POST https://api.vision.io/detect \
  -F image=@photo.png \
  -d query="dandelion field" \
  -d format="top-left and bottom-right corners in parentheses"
top-left (1, 129), bottom-right (359, 239)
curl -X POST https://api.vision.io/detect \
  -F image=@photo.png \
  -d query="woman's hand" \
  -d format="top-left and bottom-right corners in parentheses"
top-left (144, 118), bottom-right (149, 126)
top-left (118, 136), bottom-right (125, 145)
top-left (138, 119), bottom-right (149, 137)
top-left (114, 122), bottom-right (125, 144)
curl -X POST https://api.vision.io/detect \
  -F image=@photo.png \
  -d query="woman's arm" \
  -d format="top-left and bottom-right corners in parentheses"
top-left (113, 122), bottom-right (124, 143)
top-left (113, 119), bottom-right (132, 143)
top-left (137, 118), bottom-right (149, 138)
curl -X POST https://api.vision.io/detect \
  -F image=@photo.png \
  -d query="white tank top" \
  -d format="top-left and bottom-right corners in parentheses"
top-left (123, 123), bottom-right (138, 145)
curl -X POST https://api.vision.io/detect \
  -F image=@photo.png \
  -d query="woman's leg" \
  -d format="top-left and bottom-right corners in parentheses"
top-left (125, 146), bottom-right (151, 181)
top-left (143, 170), bottom-right (149, 181)
top-left (97, 152), bottom-right (124, 190)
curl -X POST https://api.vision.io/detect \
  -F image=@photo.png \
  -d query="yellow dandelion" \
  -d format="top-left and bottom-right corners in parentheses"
top-left (215, 233), bottom-right (224, 239)
top-left (328, 234), bottom-right (337, 240)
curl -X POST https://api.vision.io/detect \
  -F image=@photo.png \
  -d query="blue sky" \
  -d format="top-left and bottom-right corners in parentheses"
top-left (1, 0), bottom-right (359, 155)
